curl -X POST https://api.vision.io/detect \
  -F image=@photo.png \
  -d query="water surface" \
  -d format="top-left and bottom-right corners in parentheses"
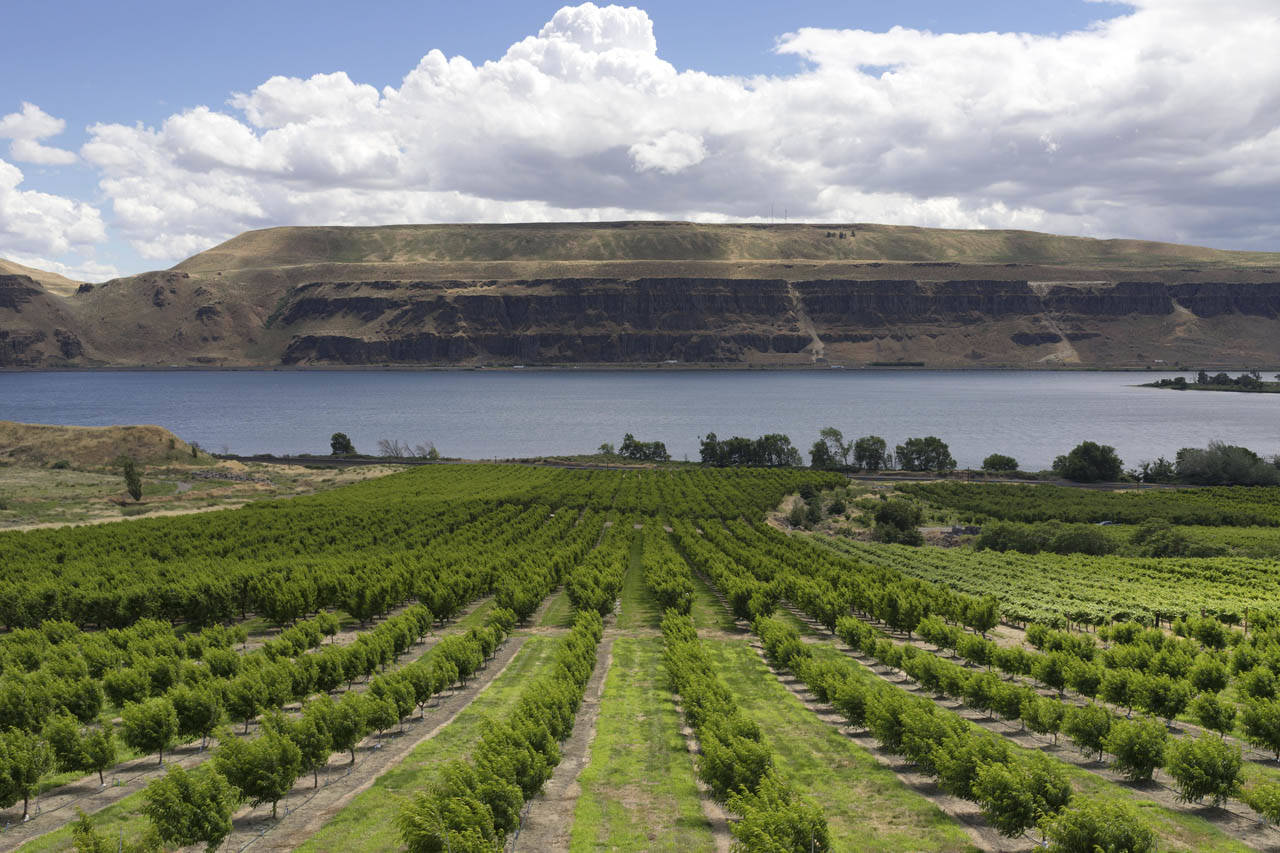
top-left (1, 370), bottom-right (1275, 469)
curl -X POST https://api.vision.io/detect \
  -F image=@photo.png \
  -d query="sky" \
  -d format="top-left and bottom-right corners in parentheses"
top-left (2, 0), bottom-right (1278, 281)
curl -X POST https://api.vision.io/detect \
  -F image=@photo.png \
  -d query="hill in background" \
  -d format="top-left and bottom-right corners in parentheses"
top-left (0, 421), bottom-right (195, 468)
top-left (175, 221), bottom-right (1280, 272)
top-left (0, 258), bottom-right (81, 297)
top-left (4, 221), bottom-right (1280, 369)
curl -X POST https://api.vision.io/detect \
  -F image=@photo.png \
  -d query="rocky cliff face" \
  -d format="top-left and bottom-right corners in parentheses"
top-left (0, 276), bottom-right (87, 367)
top-left (265, 277), bottom-right (1280, 367)
top-left (7, 270), bottom-right (1280, 368)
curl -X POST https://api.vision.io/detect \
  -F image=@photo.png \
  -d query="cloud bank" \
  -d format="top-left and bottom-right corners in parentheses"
top-left (6, 0), bottom-right (1280, 273)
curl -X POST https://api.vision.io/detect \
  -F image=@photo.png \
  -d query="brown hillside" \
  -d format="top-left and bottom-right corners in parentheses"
top-left (0, 258), bottom-right (81, 297)
top-left (0, 421), bottom-right (196, 468)
top-left (6, 221), bottom-right (1280, 369)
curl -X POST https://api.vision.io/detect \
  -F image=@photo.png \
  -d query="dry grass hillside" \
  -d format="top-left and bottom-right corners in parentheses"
top-left (0, 259), bottom-right (81, 296)
top-left (173, 221), bottom-right (1280, 273)
top-left (0, 421), bottom-right (197, 468)
top-left (5, 222), bottom-right (1280, 369)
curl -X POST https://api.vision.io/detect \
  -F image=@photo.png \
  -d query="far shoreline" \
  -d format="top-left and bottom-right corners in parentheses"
top-left (4, 363), bottom-right (1276, 374)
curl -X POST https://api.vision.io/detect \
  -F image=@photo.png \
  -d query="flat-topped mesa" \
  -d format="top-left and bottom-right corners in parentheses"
top-left (4, 222), bottom-right (1280, 368)
top-left (168, 221), bottom-right (1280, 271)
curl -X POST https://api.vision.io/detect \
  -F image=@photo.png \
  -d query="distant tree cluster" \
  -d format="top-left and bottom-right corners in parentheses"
top-left (1174, 442), bottom-right (1280, 486)
top-left (807, 427), bottom-right (955, 473)
top-left (805, 428), bottom-right (892, 472)
top-left (618, 433), bottom-right (670, 462)
top-left (1134, 442), bottom-right (1280, 486)
top-left (1197, 370), bottom-right (1266, 389)
top-left (1152, 370), bottom-right (1276, 391)
top-left (700, 433), bottom-right (803, 467)
top-left (376, 439), bottom-right (440, 460)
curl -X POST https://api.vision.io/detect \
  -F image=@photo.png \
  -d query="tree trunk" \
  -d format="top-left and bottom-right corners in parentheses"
top-left (98, 768), bottom-right (105, 785)
top-left (22, 794), bottom-right (29, 821)
top-left (314, 768), bottom-right (319, 788)
top-left (158, 746), bottom-right (163, 765)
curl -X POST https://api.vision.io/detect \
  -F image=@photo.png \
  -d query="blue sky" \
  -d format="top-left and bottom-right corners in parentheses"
top-left (3, 0), bottom-right (1278, 280)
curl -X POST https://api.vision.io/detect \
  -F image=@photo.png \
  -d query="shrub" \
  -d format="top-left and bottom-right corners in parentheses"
top-left (1052, 442), bottom-right (1123, 483)
top-left (872, 500), bottom-right (924, 546)
top-left (1191, 692), bottom-right (1237, 737)
top-left (1165, 733), bottom-right (1242, 806)
top-left (121, 697), bottom-right (179, 764)
top-left (1176, 442), bottom-right (1280, 486)
top-left (1062, 704), bottom-right (1111, 761)
top-left (143, 765), bottom-right (238, 851)
top-left (981, 454), bottom-right (1018, 472)
top-left (1042, 799), bottom-right (1155, 853)
top-left (1105, 717), bottom-right (1167, 782)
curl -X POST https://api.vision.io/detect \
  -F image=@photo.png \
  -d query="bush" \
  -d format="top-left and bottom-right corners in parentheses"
top-left (1052, 442), bottom-right (1123, 483)
top-left (1165, 733), bottom-right (1242, 806)
top-left (1243, 782), bottom-right (1280, 826)
top-left (982, 454), bottom-right (1018, 472)
top-left (1105, 716), bottom-right (1166, 782)
top-left (872, 500), bottom-right (924, 546)
top-left (1130, 519), bottom-right (1191, 557)
top-left (1062, 703), bottom-right (1111, 761)
top-left (1042, 799), bottom-right (1155, 853)
top-left (121, 697), bottom-right (179, 764)
top-left (976, 521), bottom-right (1116, 556)
top-left (1176, 441), bottom-right (1280, 486)
top-left (143, 765), bottom-right (238, 851)
top-left (1191, 692), bottom-right (1237, 737)
top-left (51, 460), bottom-right (70, 470)
top-left (727, 773), bottom-right (829, 851)
top-left (1241, 698), bottom-right (1280, 759)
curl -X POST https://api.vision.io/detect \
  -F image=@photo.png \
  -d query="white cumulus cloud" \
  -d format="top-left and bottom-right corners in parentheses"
top-left (630, 130), bottom-right (707, 174)
top-left (0, 158), bottom-right (106, 259)
top-left (0, 102), bottom-right (78, 165)
top-left (55, 0), bottom-right (1280, 266)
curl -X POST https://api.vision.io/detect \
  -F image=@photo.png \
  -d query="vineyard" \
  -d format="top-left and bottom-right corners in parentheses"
top-left (899, 482), bottom-right (1280, 528)
top-left (2, 465), bottom-right (1279, 852)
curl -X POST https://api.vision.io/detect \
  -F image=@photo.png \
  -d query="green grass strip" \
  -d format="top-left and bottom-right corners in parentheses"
top-left (704, 638), bottom-right (978, 853)
top-left (537, 589), bottom-right (576, 628)
top-left (617, 531), bottom-right (661, 630)
top-left (569, 636), bottom-right (716, 851)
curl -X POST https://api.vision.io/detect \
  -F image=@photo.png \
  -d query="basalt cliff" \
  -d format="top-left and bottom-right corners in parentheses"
top-left (4, 222), bottom-right (1280, 368)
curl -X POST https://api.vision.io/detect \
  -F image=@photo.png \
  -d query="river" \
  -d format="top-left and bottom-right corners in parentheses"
top-left (1, 369), bottom-right (1275, 469)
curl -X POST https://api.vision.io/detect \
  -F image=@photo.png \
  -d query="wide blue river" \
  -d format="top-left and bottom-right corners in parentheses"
top-left (1, 370), bottom-right (1276, 470)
